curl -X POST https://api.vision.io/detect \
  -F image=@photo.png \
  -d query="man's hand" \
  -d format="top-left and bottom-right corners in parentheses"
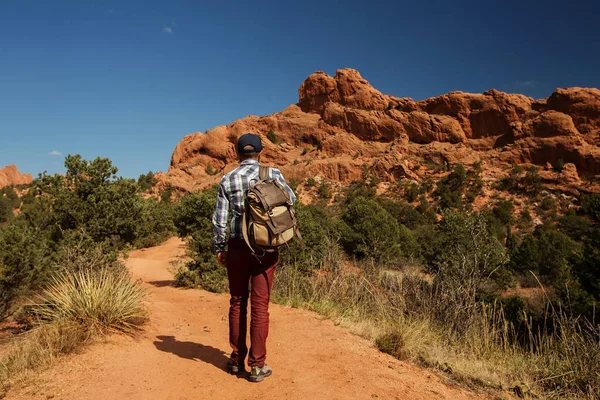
top-left (217, 251), bottom-right (227, 268)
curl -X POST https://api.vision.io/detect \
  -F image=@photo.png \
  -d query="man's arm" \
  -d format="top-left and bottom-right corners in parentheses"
top-left (212, 178), bottom-right (230, 254)
top-left (273, 169), bottom-right (297, 205)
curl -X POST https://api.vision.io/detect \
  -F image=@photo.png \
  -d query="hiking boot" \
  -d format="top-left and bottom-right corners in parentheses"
top-left (248, 365), bottom-right (272, 382)
top-left (226, 359), bottom-right (245, 375)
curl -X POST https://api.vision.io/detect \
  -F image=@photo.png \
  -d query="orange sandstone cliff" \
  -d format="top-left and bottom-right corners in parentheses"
top-left (161, 69), bottom-right (600, 194)
top-left (0, 165), bottom-right (33, 189)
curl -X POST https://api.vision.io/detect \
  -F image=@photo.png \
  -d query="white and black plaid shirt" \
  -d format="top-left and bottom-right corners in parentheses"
top-left (211, 159), bottom-right (296, 253)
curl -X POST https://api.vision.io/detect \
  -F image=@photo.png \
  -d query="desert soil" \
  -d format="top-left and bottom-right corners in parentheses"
top-left (6, 237), bottom-right (490, 400)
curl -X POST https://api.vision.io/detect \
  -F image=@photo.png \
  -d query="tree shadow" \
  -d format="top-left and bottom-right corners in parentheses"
top-left (147, 280), bottom-right (176, 287)
top-left (153, 335), bottom-right (232, 373)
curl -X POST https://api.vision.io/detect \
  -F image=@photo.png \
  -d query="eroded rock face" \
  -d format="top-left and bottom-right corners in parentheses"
top-left (546, 88), bottom-right (600, 141)
top-left (0, 165), bottom-right (33, 189)
top-left (163, 68), bottom-right (600, 193)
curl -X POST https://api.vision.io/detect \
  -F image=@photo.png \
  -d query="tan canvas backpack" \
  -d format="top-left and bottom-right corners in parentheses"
top-left (242, 166), bottom-right (302, 255)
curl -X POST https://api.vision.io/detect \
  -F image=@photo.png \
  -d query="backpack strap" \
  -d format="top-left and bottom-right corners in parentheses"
top-left (259, 165), bottom-right (270, 181)
top-left (294, 227), bottom-right (306, 249)
top-left (241, 206), bottom-right (254, 253)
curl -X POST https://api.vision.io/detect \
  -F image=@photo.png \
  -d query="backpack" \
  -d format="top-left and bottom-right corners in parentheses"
top-left (242, 166), bottom-right (302, 255)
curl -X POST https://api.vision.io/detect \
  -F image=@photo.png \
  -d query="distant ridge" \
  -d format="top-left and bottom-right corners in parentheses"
top-left (0, 165), bottom-right (33, 189)
top-left (161, 68), bottom-right (600, 195)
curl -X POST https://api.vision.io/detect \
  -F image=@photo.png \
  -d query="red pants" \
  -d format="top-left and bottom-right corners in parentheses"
top-left (226, 238), bottom-right (278, 368)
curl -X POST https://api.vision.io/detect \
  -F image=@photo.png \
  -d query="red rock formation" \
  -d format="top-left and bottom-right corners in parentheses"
top-left (163, 68), bottom-right (600, 193)
top-left (0, 165), bottom-right (33, 189)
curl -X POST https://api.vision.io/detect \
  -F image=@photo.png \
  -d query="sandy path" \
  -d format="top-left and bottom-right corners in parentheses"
top-left (6, 238), bottom-right (489, 400)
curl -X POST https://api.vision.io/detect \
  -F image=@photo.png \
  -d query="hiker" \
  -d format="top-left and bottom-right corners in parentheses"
top-left (212, 133), bottom-right (297, 382)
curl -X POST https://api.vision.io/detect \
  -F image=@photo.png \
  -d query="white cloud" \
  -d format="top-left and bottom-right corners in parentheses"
top-left (162, 26), bottom-right (173, 34)
top-left (49, 150), bottom-right (62, 156)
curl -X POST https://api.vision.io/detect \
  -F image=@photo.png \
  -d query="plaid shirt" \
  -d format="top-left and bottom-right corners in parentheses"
top-left (212, 160), bottom-right (296, 253)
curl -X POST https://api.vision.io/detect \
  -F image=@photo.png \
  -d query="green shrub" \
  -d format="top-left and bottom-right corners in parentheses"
top-left (404, 182), bottom-right (420, 203)
top-left (206, 164), bottom-right (216, 175)
top-left (137, 171), bottom-right (158, 193)
top-left (430, 211), bottom-right (509, 324)
top-left (344, 180), bottom-right (376, 204)
top-left (172, 187), bottom-right (226, 292)
top-left (510, 225), bottom-right (581, 282)
top-left (0, 155), bottom-right (175, 318)
top-left (499, 165), bottom-right (543, 196)
top-left (173, 188), bottom-right (217, 238)
top-left (434, 164), bottom-right (484, 210)
top-left (0, 196), bottom-right (13, 223)
top-left (317, 181), bottom-right (332, 199)
top-left (581, 193), bottom-right (600, 222)
top-left (160, 183), bottom-right (175, 203)
top-left (493, 200), bottom-right (514, 225)
top-left (306, 177), bottom-right (317, 187)
top-left (340, 197), bottom-right (402, 264)
top-left (267, 130), bottom-right (278, 144)
top-left (279, 203), bottom-right (338, 271)
top-left (287, 178), bottom-right (299, 192)
top-left (0, 222), bottom-right (54, 316)
top-left (378, 198), bottom-right (429, 230)
top-left (135, 198), bottom-right (175, 248)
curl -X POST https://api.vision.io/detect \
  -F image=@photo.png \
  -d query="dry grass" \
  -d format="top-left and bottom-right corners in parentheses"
top-left (30, 268), bottom-right (147, 333)
top-left (0, 268), bottom-right (147, 393)
top-left (273, 242), bottom-right (600, 400)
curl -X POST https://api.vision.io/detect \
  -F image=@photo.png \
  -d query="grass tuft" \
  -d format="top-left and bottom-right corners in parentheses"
top-left (30, 268), bottom-right (147, 334)
top-left (0, 268), bottom-right (147, 392)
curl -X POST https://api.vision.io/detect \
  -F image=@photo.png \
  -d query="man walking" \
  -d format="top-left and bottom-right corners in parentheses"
top-left (212, 133), bottom-right (296, 382)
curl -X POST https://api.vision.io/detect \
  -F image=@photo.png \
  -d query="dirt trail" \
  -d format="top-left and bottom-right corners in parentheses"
top-left (7, 238), bottom-right (490, 400)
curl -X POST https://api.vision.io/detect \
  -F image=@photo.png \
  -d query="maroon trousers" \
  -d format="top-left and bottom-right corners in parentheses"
top-left (226, 238), bottom-right (278, 368)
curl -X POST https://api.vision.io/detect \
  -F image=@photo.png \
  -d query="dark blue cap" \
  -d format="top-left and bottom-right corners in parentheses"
top-left (237, 133), bottom-right (263, 154)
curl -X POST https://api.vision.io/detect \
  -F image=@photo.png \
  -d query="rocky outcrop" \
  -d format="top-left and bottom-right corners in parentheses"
top-left (163, 68), bottom-right (600, 193)
top-left (0, 165), bottom-right (33, 189)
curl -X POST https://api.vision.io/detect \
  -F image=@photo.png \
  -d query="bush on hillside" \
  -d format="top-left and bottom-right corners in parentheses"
top-left (581, 193), bottom-right (600, 222)
top-left (433, 163), bottom-right (484, 210)
top-left (340, 197), bottom-right (403, 264)
top-left (267, 130), bottom-right (278, 144)
top-left (317, 181), bottom-right (332, 199)
top-left (430, 211), bottom-right (509, 324)
top-left (510, 224), bottom-right (581, 283)
top-left (137, 171), bottom-right (158, 193)
top-left (343, 180), bottom-right (377, 204)
top-left (500, 165), bottom-right (543, 196)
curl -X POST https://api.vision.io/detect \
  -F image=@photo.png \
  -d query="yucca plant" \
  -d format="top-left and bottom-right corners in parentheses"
top-left (31, 268), bottom-right (147, 334)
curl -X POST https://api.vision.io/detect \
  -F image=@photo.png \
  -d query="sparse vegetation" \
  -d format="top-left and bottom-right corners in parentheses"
top-left (433, 163), bottom-right (484, 210)
top-left (172, 186), bottom-right (227, 293)
top-left (137, 171), bottom-right (158, 193)
top-left (267, 129), bottom-right (278, 144)
top-left (3, 149), bottom-right (596, 399)
top-left (1, 268), bottom-right (146, 389)
top-left (317, 181), bottom-right (332, 199)
top-left (0, 155), bottom-right (171, 391)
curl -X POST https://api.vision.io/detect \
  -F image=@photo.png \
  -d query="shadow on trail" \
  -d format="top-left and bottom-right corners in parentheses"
top-left (147, 280), bottom-right (176, 287)
top-left (153, 335), bottom-right (230, 373)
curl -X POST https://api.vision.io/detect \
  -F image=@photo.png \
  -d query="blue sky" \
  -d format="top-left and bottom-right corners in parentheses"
top-left (1, 0), bottom-right (599, 178)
